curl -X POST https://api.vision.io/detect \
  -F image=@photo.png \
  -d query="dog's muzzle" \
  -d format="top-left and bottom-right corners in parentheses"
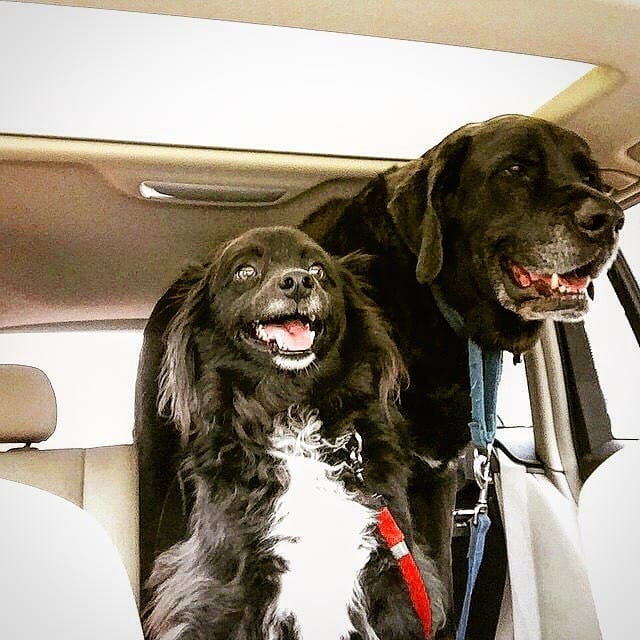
top-left (239, 268), bottom-right (331, 371)
top-left (491, 193), bottom-right (623, 321)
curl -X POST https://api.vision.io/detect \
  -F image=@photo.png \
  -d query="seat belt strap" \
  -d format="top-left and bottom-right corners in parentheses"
top-left (493, 449), bottom-right (542, 640)
top-left (378, 506), bottom-right (433, 638)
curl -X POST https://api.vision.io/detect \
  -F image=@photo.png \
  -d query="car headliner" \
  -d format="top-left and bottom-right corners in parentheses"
top-left (2, 0), bottom-right (639, 329)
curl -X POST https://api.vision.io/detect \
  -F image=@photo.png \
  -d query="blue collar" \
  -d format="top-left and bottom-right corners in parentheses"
top-left (430, 284), bottom-right (465, 338)
top-left (429, 284), bottom-right (503, 449)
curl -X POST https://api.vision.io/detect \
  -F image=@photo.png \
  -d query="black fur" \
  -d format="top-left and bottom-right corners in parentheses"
top-left (143, 226), bottom-right (446, 639)
top-left (135, 115), bottom-right (623, 634)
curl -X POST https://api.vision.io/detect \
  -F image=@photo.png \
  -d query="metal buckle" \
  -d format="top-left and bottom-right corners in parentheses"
top-left (347, 431), bottom-right (365, 483)
top-left (328, 429), bottom-right (364, 483)
top-left (453, 444), bottom-right (493, 528)
top-left (471, 444), bottom-right (492, 524)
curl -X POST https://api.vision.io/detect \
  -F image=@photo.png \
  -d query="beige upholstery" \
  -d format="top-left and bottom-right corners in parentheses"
top-left (0, 364), bottom-right (56, 443)
top-left (0, 478), bottom-right (143, 639)
top-left (579, 442), bottom-right (640, 640)
top-left (0, 364), bottom-right (140, 604)
top-left (494, 449), bottom-right (601, 640)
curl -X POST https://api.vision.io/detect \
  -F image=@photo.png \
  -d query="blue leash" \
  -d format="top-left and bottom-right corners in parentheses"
top-left (456, 507), bottom-right (491, 640)
top-left (467, 341), bottom-right (503, 451)
top-left (431, 287), bottom-right (503, 640)
top-left (455, 341), bottom-right (502, 640)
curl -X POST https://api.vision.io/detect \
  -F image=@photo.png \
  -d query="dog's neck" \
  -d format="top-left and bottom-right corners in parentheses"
top-left (254, 378), bottom-right (317, 417)
top-left (209, 365), bottom-right (369, 438)
top-left (467, 302), bottom-right (543, 354)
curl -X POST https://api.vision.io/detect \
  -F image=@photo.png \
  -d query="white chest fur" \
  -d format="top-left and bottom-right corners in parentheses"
top-left (264, 410), bottom-right (378, 640)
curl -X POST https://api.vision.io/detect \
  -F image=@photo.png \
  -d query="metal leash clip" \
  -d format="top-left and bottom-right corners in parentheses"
top-left (329, 429), bottom-right (365, 483)
top-left (347, 431), bottom-right (365, 483)
top-left (453, 444), bottom-right (494, 528)
top-left (471, 444), bottom-right (493, 524)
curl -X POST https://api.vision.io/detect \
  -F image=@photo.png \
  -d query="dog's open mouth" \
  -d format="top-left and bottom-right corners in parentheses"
top-left (495, 256), bottom-right (599, 321)
top-left (241, 314), bottom-right (322, 370)
top-left (252, 316), bottom-right (317, 352)
top-left (506, 259), bottom-right (593, 298)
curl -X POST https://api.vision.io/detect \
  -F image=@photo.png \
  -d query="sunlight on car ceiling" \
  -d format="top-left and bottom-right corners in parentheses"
top-left (0, 2), bottom-right (592, 158)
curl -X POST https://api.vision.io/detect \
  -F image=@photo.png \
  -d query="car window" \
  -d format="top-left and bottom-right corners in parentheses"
top-left (583, 203), bottom-right (640, 440)
top-left (0, 325), bottom-right (531, 452)
top-left (620, 204), bottom-right (640, 276)
top-left (0, 330), bottom-right (143, 449)
top-left (0, 2), bottom-right (592, 158)
top-left (497, 356), bottom-right (532, 428)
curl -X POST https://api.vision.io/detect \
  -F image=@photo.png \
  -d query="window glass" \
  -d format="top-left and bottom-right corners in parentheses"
top-left (497, 356), bottom-right (532, 428)
top-left (0, 2), bottom-right (592, 158)
top-left (0, 327), bottom-right (532, 452)
top-left (583, 203), bottom-right (640, 439)
top-left (0, 330), bottom-right (143, 449)
top-left (620, 203), bottom-right (640, 276)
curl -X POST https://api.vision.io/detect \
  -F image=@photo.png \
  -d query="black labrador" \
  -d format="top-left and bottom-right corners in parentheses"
top-left (135, 114), bottom-right (623, 631)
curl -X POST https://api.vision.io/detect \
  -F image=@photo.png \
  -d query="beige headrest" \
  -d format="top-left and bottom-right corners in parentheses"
top-left (0, 365), bottom-right (57, 443)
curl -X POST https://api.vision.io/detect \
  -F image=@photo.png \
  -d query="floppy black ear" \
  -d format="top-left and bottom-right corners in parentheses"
top-left (158, 263), bottom-right (211, 447)
top-left (387, 129), bottom-right (472, 284)
top-left (337, 256), bottom-right (407, 418)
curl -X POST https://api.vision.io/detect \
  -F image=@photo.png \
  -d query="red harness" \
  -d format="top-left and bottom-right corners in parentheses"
top-left (377, 507), bottom-right (433, 639)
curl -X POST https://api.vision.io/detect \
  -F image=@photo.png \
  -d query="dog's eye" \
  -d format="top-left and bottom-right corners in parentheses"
top-left (309, 263), bottom-right (325, 280)
top-left (502, 163), bottom-right (526, 178)
top-left (581, 173), bottom-right (598, 187)
top-left (234, 265), bottom-right (258, 281)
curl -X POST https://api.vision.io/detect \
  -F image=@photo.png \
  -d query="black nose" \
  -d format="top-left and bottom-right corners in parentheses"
top-left (279, 269), bottom-right (315, 300)
top-left (573, 199), bottom-right (624, 238)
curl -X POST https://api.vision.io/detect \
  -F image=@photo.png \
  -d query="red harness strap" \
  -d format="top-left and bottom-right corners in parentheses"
top-left (377, 507), bottom-right (432, 639)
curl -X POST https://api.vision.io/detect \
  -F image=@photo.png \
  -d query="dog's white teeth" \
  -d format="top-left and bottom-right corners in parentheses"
top-left (275, 335), bottom-right (288, 351)
top-left (256, 324), bottom-right (271, 342)
top-left (309, 330), bottom-right (316, 342)
top-left (559, 284), bottom-right (567, 294)
top-left (551, 273), bottom-right (560, 290)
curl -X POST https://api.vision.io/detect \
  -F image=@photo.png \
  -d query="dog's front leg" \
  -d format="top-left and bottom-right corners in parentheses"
top-left (407, 462), bottom-right (458, 638)
top-left (356, 469), bottom-right (448, 639)
top-left (360, 532), bottom-right (448, 640)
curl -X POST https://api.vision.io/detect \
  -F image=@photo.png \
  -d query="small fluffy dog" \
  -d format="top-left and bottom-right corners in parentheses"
top-left (143, 226), bottom-right (446, 640)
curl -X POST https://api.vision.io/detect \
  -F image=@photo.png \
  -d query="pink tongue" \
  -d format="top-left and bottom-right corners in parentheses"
top-left (561, 273), bottom-right (590, 291)
top-left (263, 319), bottom-right (314, 351)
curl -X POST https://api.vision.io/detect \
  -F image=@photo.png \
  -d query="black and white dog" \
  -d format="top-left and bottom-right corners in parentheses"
top-left (143, 226), bottom-right (446, 640)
